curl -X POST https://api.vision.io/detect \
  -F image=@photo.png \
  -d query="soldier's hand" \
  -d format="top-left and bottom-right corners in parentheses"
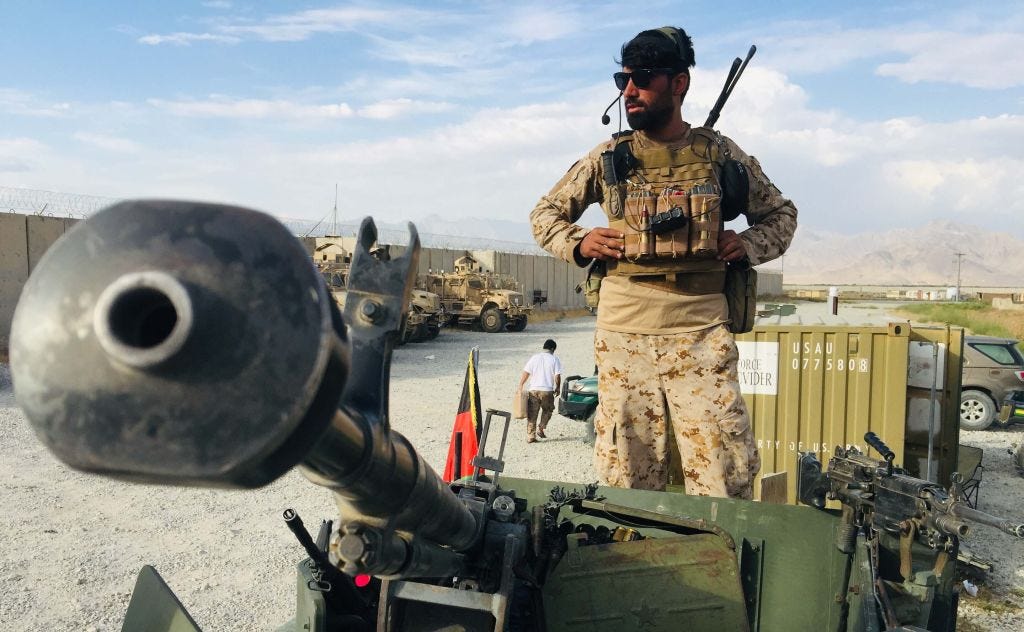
top-left (580, 228), bottom-right (624, 261)
top-left (717, 230), bottom-right (747, 262)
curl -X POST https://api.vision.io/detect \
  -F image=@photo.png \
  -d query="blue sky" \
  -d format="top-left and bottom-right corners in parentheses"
top-left (2, 1), bottom-right (1022, 238)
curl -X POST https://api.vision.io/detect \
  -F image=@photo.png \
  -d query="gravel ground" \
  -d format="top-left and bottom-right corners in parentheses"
top-left (1, 309), bottom-right (1022, 630)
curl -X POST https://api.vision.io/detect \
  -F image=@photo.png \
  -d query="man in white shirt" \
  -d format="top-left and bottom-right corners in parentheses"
top-left (519, 339), bottom-right (563, 443)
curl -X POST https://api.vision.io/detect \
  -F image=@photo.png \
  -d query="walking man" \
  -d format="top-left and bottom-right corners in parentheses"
top-left (530, 27), bottom-right (797, 498)
top-left (519, 339), bottom-right (562, 443)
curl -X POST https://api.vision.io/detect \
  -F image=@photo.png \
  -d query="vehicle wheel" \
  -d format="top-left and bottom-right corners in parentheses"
top-left (410, 323), bottom-right (429, 342)
top-left (507, 317), bottom-right (527, 332)
top-left (960, 389), bottom-right (996, 431)
top-left (426, 323), bottom-right (441, 339)
top-left (481, 308), bottom-right (506, 333)
top-left (584, 409), bottom-right (596, 444)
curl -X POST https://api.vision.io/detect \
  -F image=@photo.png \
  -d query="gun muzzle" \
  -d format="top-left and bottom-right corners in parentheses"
top-left (11, 200), bottom-right (478, 564)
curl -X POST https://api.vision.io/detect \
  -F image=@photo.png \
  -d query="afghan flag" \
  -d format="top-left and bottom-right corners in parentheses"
top-left (443, 347), bottom-right (482, 482)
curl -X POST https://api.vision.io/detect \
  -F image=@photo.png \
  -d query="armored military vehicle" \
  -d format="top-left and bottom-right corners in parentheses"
top-left (419, 254), bottom-right (530, 332)
top-left (10, 201), bottom-right (1024, 632)
top-left (405, 287), bottom-right (443, 342)
top-left (315, 243), bottom-right (442, 343)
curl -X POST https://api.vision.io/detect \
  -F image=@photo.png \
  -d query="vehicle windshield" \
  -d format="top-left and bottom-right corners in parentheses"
top-left (970, 342), bottom-right (1024, 366)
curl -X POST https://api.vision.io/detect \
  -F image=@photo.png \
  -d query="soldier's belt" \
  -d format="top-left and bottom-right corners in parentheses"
top-left (609, 266), bottom-right (726, 296)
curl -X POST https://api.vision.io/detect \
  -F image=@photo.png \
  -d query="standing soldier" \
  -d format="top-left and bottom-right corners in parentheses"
top-left (519, 339), bottom-right (563, 443)
top-left (530, 27), bottom-right (797, 499)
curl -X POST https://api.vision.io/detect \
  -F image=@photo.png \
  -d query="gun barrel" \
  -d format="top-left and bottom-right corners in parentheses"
top-left (929, 513), bottom-right (970, 538)
top-left (11, 200), bottom-right (478, 561)
top-left (950, 503), bottom-right (1024, 539)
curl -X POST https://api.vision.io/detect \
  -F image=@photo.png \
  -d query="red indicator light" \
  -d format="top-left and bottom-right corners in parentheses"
top-left (355, 574), bottom-right (372, 588)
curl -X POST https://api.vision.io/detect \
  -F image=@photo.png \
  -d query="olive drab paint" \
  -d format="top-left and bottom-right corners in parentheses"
top-left (736, 323), bottom-right (965, 503)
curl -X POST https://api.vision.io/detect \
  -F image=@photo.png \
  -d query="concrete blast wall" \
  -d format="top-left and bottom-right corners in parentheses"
top-left (1, 214), bottom-right (79, 349)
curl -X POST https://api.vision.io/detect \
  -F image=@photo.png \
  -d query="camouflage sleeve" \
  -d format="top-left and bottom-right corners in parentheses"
top-left (723, 137), bottom-right (798, 266)
top-left (530, 149), bottom-right (605, 265)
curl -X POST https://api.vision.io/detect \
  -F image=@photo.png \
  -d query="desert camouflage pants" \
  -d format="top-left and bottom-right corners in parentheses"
top-left (593, 324), bottom-right (760, 499)
top-left (526, 391), bottom-right (554, 440)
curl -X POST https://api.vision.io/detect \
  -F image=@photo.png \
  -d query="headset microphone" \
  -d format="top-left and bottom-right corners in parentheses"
top-left (600, 92), bottom-right (623, 125)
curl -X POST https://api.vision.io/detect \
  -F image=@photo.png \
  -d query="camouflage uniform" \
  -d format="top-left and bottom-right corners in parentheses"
top-left (530, 126), bottom-right (797, 498)
top-left (594, 326), bottom-right (759, 497)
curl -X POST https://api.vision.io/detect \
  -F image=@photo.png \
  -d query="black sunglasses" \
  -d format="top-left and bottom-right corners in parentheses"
top-left (613, 67), bottom-right (677, 90)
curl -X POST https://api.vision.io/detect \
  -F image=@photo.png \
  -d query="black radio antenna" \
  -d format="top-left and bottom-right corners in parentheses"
top-left (704, 44), bottom-right (756, 128)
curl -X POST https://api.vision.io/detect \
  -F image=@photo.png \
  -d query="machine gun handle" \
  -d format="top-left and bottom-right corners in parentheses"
top-left (864, 432), bottom-right (896, 476)
top-left (864, 432), bottom-right (895, 462)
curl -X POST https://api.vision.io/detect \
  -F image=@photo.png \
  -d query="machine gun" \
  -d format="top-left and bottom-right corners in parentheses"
top-left (12, 201), bottom-right (1024, 631)
top-left (797, 432), bottom-right (1024, 631)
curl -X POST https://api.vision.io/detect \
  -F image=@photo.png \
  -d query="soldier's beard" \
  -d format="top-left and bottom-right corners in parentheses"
top-left (626, 91), bottom-right (675, 132)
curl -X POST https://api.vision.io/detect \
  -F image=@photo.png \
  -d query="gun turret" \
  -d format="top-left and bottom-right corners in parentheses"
top-left (10, 200), bottom-right (478, 579)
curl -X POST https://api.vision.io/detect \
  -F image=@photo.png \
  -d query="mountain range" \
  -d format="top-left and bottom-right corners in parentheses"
top-left (778, 220), bottom-right (1024, 287)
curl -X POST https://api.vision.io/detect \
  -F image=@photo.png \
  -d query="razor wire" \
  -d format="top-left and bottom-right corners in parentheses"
top-left (0, 186), bottom-right (547, 255)
top-left (0, 186), bottom-right (120, 218)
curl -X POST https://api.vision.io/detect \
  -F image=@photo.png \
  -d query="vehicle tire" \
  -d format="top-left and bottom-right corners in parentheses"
top-left (507, 317), bottom-right (527, 332)
top-left (410, 323), bottom-right (429, 343)
top-left (960, 389), bottom-right (996, 431)
top-left (481, 307), bottom-right (506, 333)
top-left (584, 409), bottom-right (596, 444)
top-left (426, 323), bottom-right (441, 339)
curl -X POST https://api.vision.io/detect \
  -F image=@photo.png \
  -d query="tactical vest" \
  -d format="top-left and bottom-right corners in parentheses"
top-left (602, 127), bottom-right (727, 294)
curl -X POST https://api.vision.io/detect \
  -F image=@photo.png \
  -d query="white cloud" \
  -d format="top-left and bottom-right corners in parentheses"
top-left (876, 32), bottom-right (1024, 89)
top-left (198, 6), bottom-right (428, 43)
top-left (72, 132), bottom-right (141, 154)
top-left (357, 98), bottom-right (453, 119)
top-left (0, 89), bottom-right (73, 118)
top-left (202, 0), bottom-right (232, 8)
top-left (0, 138), bottom-right (48, 174)
top-left (742, 23), bottom-right (899, 74)
top-left (146, 96), bottom-right (355, 120)
top-left (137, 32), bottom-right (240, 46)
top-left (884, 157), bottom-right (1024, 213)
top-left (144, 94), bottom-right (457, 122)
top-left (751, 20), bottom-right (1024, 89)
top-left (369, 35), bottom-right (493, 68)
top-left (497, 6), bottom-right (583, 44)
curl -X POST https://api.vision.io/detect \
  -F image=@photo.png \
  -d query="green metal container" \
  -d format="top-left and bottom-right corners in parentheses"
top-left (736, 323), bottom-right (964, 503)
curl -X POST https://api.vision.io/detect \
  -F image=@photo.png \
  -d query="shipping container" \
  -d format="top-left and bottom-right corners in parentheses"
top-left (734, 323), bottom-right (964, 504)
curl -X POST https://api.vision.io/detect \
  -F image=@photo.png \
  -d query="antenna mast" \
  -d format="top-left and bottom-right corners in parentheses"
top-left (331, 183), bottom-right (339, 236)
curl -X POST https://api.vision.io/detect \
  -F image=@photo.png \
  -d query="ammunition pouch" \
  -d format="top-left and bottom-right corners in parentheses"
top-left (602, 127), bottom-right (733, 282)
top-left (584, 260), bottom-right (606, 309)
top-left (724, 262), bottom-right (757, 333)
